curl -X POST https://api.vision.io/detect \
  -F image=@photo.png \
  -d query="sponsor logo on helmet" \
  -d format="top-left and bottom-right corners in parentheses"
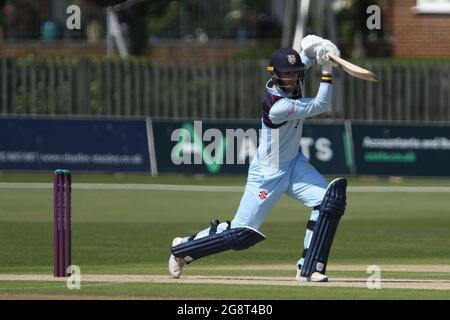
top-left (287, 54), bottom-right (296, 65)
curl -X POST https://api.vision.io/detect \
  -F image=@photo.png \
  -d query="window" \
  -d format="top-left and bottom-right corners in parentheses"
top-left (412, 0), bottom-right (450, 14)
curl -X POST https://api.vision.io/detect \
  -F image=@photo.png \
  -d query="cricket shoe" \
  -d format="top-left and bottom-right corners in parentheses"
top-left (168, 237), bottom-right (186, 278)
top-left (296, 264), bottom-right (328, 282)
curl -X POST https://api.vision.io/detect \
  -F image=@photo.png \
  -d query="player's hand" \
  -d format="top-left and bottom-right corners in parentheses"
top-left (301, 35), bottom-right (340, 67)
top-left (321, 60), bottom-right (334, 74)
top-left (316, 42), bottom-right (340, 66)
top-left (301, 35), bottom-right (326, 58)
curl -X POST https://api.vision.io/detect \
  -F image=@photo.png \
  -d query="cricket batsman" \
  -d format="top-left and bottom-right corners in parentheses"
top-left (168, 35), bottom-right (347, 282)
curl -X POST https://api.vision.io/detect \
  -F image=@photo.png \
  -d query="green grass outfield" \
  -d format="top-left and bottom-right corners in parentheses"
top-left (0, 173), bottom-right (449, 299)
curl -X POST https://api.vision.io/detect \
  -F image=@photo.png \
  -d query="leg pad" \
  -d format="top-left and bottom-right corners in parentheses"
top-left (172, 225), bottom-right (265, 263)
top-left (301, 178), bottom-right (347, 277)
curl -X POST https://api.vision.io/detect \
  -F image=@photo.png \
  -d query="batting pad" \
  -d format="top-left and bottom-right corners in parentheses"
top-left (301, 178), bottom-right (347, 277)
top-left (171, 226), bottom-right (265, 263)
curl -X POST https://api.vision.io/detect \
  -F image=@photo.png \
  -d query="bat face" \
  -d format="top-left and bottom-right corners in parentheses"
top-left (327, 53), bottom-right (378, 82)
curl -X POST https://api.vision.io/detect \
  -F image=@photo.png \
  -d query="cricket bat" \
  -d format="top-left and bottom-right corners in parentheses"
top-left (327, 53), bottom-right (378, 82)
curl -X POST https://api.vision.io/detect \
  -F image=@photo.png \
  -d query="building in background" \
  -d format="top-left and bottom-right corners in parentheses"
top-left (381, 0), bottom-right (450, 57)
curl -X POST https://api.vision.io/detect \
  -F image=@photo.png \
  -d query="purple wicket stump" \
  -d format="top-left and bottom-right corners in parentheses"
top-left (53, 170), bottom-right (72, 277)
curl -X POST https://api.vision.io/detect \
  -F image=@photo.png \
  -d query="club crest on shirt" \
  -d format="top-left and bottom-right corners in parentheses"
top-left (287, 54), bottom-right (296, 65)
top-left (259, 189), bottom-right (268, 200)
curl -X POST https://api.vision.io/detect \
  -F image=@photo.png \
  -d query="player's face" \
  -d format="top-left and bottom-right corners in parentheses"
top-left (278, 72), bottom-right (299, 91)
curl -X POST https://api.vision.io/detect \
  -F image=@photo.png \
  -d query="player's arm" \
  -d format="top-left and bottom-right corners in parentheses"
top-left (268, 75), bottom-right (332, 123)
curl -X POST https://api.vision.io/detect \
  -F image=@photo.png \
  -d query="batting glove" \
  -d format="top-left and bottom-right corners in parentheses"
top-left (321, 60), bottom-right (334, 74)
top-left (301, 35), bottom-right (326, 58)
top-left (316, 42), bottom-right (340, 66)
top-left (301, 35), bottom-right (340, 68)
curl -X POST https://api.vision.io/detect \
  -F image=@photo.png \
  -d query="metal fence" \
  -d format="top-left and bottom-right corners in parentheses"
top-left (343, 63), bottom-right (450, 122)
top-left (1, 57), bottom-right (449, 121)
